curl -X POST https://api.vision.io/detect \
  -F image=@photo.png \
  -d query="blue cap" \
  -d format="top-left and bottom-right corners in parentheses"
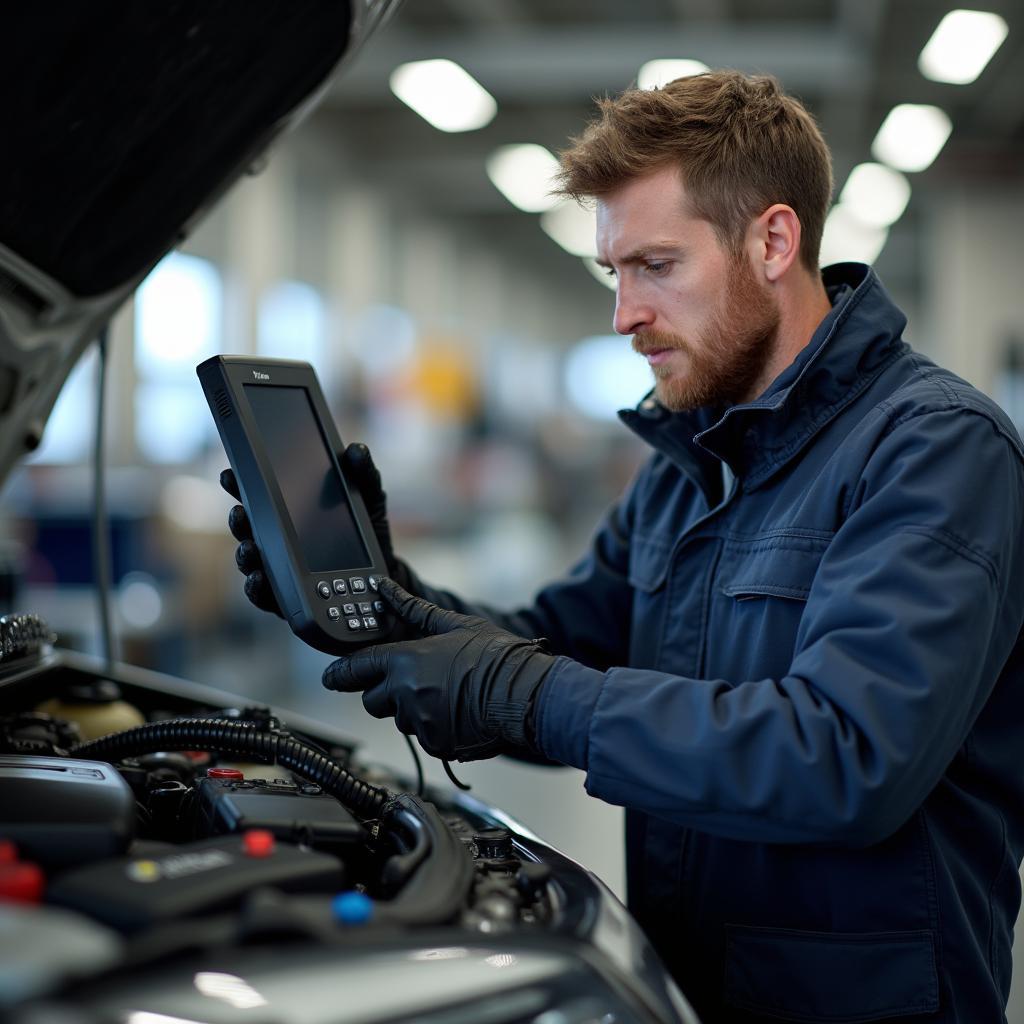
top-left (332, 891), bottom-right (374, 925)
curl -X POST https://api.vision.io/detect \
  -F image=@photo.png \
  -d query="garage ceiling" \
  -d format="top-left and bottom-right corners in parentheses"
top-left (307, 0), bottom-right (1023, 297)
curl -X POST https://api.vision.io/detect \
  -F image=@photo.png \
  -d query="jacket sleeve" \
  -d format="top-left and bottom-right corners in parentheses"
top-left (534, 407), bottom-right (1024, 846)
top-left (408, 471), bottom-right (641, 671)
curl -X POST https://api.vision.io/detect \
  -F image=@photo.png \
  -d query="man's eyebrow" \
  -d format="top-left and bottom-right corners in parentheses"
top-left (595, 245), bottom-right (683, 268)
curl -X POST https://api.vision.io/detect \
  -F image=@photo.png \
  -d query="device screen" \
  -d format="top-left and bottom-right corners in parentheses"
top-left (243, 384), bottom-right (371, 572)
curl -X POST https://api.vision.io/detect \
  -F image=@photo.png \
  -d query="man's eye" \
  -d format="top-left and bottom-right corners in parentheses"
top-left (603, 267), bottom-right (617, 278)
top-left (645, 261), bottom-right (670, 275)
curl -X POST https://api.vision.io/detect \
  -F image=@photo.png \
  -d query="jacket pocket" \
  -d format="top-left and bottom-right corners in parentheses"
top-left (724, 925), bottom-right (940, 1022)
top-left (628, 532), bottom-right (670, 593)
top-left (627, 532), bottom-right (671, 669)
top-left (719, 532), bottom-right (831, 602)
top-left (710, 534), bottom-right (829, 681)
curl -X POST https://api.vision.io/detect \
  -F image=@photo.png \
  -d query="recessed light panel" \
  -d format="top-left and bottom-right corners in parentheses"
top-left (540, 202), bottom-right (598, 257)
top-left (871, 104), bottom-right (953, 172)
top-left (637, 59), bottom-right (710, 90)
top-left (389, 59), bottom-right (496, 132)
top-left (839, 163), bottom-right (912, 228)
top-left (486, 144), bottom-right (561, 212)
top-left (919, 9), bottom-right (1008, 85)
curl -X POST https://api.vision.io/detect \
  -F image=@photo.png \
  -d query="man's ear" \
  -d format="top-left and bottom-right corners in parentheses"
top-left (748, 204), bottom-right (801, 283)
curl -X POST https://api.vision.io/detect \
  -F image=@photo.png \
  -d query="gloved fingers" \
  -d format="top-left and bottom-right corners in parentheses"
top-left (234, 538), bottom-right (264, 573)
top-left (243, 570), bottom-right (282, 616)
top-left (377, 578), bottom-right (485, 636)
top-left (361, 682), bottom-right (396, 720)
top-left (322, 645), bottom-right (393, 693)
top-left (227, 504), bottom-right (253, 543)
top-left (219, 468), bottom-right (241, 502)
top-left (341, 443), bottom-right (382, 494)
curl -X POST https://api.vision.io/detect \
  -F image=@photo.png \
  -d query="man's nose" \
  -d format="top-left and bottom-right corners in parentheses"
top-left (613, 282), bottom-right (655, 336)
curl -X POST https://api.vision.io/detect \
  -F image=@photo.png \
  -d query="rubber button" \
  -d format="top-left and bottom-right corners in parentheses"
top-left (242, 830), bottom-right (276, 858)
top-left (0, 841), bottom-right (18, 864)
top-left (0, 862), bottom-right (45, 903)
top-left (332, 891), bottom-right (373, 925)
top-left (317, 581), bottom-right (332, 600)
top-left (207, 767), bottom-right (244, 780)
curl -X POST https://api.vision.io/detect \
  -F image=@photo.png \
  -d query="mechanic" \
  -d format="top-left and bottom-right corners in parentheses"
top-left (224, 71), bottom-right (1024, 1023)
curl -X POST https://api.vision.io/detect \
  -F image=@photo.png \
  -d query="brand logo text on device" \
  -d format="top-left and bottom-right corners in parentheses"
top-left (252, 370), bottom-right (270, 381)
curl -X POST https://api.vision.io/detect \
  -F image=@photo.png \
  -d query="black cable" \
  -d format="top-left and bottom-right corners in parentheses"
top-left (442, 758), bottom-right (471, 791)
top-left (70, 718), bottom-right (392, 817)
top-left (403, 733), bottom-right (425, 796)
top-left (91, 325), bottom-right (117, 670)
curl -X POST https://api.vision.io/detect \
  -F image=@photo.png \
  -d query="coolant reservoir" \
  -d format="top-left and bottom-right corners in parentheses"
top-left (36, 680), bottom-right (145, 741)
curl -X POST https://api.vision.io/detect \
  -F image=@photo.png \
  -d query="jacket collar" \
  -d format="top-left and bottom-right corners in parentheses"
top-left (619, 263), bottom-right (909, 491)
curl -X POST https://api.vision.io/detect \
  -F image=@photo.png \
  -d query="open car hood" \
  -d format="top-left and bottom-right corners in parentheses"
top-left (0, 1), bottom-right (399, 485)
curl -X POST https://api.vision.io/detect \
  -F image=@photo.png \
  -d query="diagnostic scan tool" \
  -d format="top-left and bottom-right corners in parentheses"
top-left (198, 356), bottom-right (391, 653)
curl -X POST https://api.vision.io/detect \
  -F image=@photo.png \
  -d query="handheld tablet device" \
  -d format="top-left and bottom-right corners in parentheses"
top-left (197, 355), bottom-right (391, 653)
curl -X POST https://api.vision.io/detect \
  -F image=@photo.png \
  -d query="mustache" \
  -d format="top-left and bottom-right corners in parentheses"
top-left (632, 330), bottom-right (688, 356)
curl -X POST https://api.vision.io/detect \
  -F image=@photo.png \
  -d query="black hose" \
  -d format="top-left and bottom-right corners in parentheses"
top-left (92, 325), bottom-right (118, 670)
top-left (70, 718), bottom-right (392, 818)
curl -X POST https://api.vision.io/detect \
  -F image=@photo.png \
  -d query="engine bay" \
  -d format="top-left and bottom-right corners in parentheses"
top-left (0, 624), bottom-right (558, 995)
top-left (0, 620), bottom-right (695, 1024)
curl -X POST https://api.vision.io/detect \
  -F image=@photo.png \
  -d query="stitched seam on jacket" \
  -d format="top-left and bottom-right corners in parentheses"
top-left (880, 403), bottom-right (1024, 469)
top-left (722, 537), bottom-right (830, 556)
top-left (916, 812), bottom-right (945, 1007)
top-left (902, 524), bottom-right (998, 585)
top-left (906, 353), bottom-right (959, 405)
top-left (987, 811), bottom-right (1010, 988)
top-left (723, 526), bottom-right (835, 543)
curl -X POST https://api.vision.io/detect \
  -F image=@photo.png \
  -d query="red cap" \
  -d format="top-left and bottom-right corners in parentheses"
top-left (242, 829), bottom-right (276, 858)
top-left (0, 862), bottom-right (45, 903)
top-left (207, 767), bottom-right (245, 780)
top-left (0, 841), bottom-right (18, 864)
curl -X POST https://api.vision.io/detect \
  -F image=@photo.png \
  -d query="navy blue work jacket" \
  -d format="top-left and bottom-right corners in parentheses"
top-left (516, 264), bottom-right (1024, 1022)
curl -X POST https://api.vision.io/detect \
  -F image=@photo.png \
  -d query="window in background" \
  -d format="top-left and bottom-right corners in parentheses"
top-left (257, 280), bottom-right (328, 365)
top-left (564, 335), bottom-right (652, 421)
top-left (135, 251), bottom-right (223, 463)
top-left (489, 342), bottom-right (560, 423)
top-left (25, 348), bottom-right (99, 464)
top-left (350, 304), bottom-right (418, 378)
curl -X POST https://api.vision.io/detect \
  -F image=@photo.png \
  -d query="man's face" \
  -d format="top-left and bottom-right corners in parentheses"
top-left (596, 164), bottom-right (781, 411)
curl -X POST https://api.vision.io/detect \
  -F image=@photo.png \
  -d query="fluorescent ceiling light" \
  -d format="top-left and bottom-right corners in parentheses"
top-left (919, 9), bottom-right (1008, 84)
top-left (819, 205), bottom-right (889, 267)
top-left (486, 144), bottom-right (561, 212)
top-left (839, 163), bottom-right (912, 228)
top-left (637, 59), bottom-right (710, 90)
top-left (540, 201), bottom-right (597, 257)
top-left (583, 257), bottom-right (617, 291)
top-left (871, 104), bottom-right (952, 172)
top-left (389, 59), bottom-right (496, 132)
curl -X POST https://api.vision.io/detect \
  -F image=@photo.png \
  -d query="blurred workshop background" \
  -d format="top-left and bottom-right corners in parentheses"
top-left (1, 0), bottom-right (1023, 1002)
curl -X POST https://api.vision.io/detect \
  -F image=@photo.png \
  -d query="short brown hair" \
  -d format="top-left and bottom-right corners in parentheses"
top-left (556, 70), bottom-right (833, 270)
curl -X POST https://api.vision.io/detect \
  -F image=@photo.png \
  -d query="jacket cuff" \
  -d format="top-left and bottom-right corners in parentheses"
top-left (533, 657), bottom-right (607, 769)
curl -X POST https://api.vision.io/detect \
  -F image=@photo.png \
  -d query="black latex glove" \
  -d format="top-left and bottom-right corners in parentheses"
top-left (220, 443), bottom-right (408, 617)
top-left (322, 578), bottom-right (558, 762)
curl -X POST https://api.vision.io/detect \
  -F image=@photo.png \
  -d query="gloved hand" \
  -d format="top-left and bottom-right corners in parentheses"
top-left (220, 443), bottom-right (409, 617)
top-left (322, 578), bottom-right (558, 762)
